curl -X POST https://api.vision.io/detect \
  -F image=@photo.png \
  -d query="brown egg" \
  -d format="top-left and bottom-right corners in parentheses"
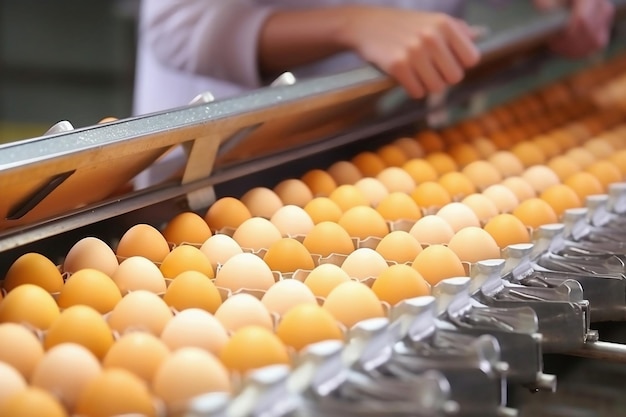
top-left (232, 217), bottom-right (282, 251)
top-left (263, 238), bottom-right (316, 273)
top-left (461, 194), bottom-right (499, 223)
top-left (240, 187), bottom-right (284, 218)
top-left (448, 143), bottom-right (481, 168)
top-left (329, 184), bottom-right (370, 211)
top-left (372, 264), bottom-right (430, 307)
top-left (462, 161), bottom-right (503, 191)
top-left (402, 159), bottom-right (439, 183)
top-left (204, 197), bottom-right (252, 231)
top-left (273, 179), bottom-right (314, 207)
top-left (376, 192), bottom-right (422, 221)
top-left (327, 161), bottom-right (362, 185)
top-left (438, 172), bottom-right (476, 200)
top-left (447, 227), bottom-right (501, 263)
top-left (377, 144), bottom-right (409, 167)
top-left (0, 387), bottom-right (68, 417)
top-left (564, 171), bottom-right (604, 201)
top-left (547, 156), bottom-right (582, 182)
top-left (323, 281), bottom-right (385, 328)
top-left (585, 160), bottom-right (622, 189)
top-left (411, 182), bottom-right (452, 210)
top-left (3, 252), bottom-right (64, 294)
top-left (301, 169), bottom-right (337, 197)
top-left (511, 142), bottom-right (546, 167)
top-left (103, 332), bottom-right (169, 383)
top-left (63, 237), bottom-right (118, 277)
top-left (163, 212), bottom-right (212, 246)
top-left (426, 152), bottom-right (458, 175)
top-left (220, 326), bottom-right (290, 374)
top-left (303, 263), bottom-right (352, 298)
top-left (303, 197), bottom-right (343, 224)
top-left (164, 270), bottom-right (223, 313)
top-left (302, 222), bottom-right (355, 257)
top-left (116, 224), bottom-right (170, 263)
top-left (375, 231), bottom-right (422, 264)
top-left (540, 184), bottom-right (582, 217)
top-left (471, 138), bottom-right (498, 158)
top-left (411, 245), bottom-right (467, 287)
top-left (276, 304), bottom-right (343, 351)
top-left (0, 323), bottom-right (44, 380)
top-left (565, 147), bottom-right (596, 168)
top-left (513, 198), bottom-right (559, 229)
top-left (352, 151), bottom-right (387, 177)
top-left (487, 151), bottom-right (525, 178)
top-left (341, 248), bottom-right (388, 280)
top-left (392, 137), bottom-right (424, 159)
top-left (0, 284), bottom-right (60, 330)
top-left (58, 268), bottom-right (122, 314)
top-left (338, 206), bottom-right (389, 240)
top-left (416, 131), bottom-right (445, 153)
top-left (159, 245), bottom-right (214, 279)
top-left (483, 214), bottom-right (531, 249)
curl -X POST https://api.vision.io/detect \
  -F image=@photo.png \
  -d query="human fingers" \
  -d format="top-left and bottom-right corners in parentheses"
top-left (386, 53), bottom-right (426, 99)
top-left (438, 17), bottom-right (481, 68)
top-left (420, 27), bottom-right (465, 86)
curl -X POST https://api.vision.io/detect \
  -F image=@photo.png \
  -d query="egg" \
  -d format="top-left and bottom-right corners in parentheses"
top-left (163, 211), bottom-right (212, 246)
top-left (328, 184), bottom-right (369, 211)
top-left (498, 177), bottom-right (537, 202)
top-left (214, 252), bottom-right (275, 293)
top-left (354, 177), bottom-right (389, 207)
top-left (411, 245), bottom-right (466, 286)
top-left (45, 305), bottom-right (114, 360)
top-left (214, 293), bottom-right (273, 332)
top-left (270, 205), bottom-right (315, 236)
top-left (410, 182), bottom-right (452, 210)
top-left (0, 387), bottom-right (68, 417)
top-left (300, 169), bottom-right (337, 197)
top-left (408, 215), bottom-right (455, 244)
top-left (263, 238), bottom-right (316, 274)
top-left (426, 152), bottom-right (458, 175)
top-left (323, 281), bottom-right (385, 328)
top-left (376, 167), bottom-right (416, 193)
top-left (533, 136), bottom-right (562, 159)
top-left (103, 332), bottom-right (169, 383)
top-left (521, 166), bottom-right (561, 194)
top-left (471, 138), bottom-right (498, 158)
top-left (0, 284), bottom-right (60, 330)
top-left (327, 160), bottom-right (363, 185)
top-left (511, 142), bottom-right (546, 167)
top-left (163, 270), bottom-right (223, 313)
top-left (565, 147), bottom-right (596, 168)
top-left (302, 222), bottom-right (355, 257)
top-left (497, 178), bottom-right (534, 204)
top-left (0, 323), bottom-right (44, 380)
top-left (32, 343), bottom-right (101, 411)
top-left (585, 160), bottom-right (622, 189)
top-left (547, 156), bottom-right (581, 182)
top-left (609, 149), bottom-right (626, 174)
top-left (585, 138), bottom-right (614, 159)
top-left (351, 151), bottom-right (387, 177)
top-left (402, 159), bottom-right (439, 183)
top-left (461, 194), bottom-right (499, 223)
top-left (220, 326), bottom-right (290, 374)
top-left (63, 237), bottom-right (118, 277)
top-left (341, 248), bottom-right (389, 280)
top-left (462, 161), bottom-right (503, 190)
top-left (375, 231), bottom-right (422, 264)
top-left (3, 252), bottom-right (64, 294)
top-left (199, 234), bottom-right (243, 271)
top-left (513, 198), bottom-right (559, 229)
top-left (303, 197), bottom-right (343, 224)
top-left (160, 308), bottom-right (228, 354)
top-left (159, 244), bottom-right (214, 279)
top-left (448, 142), bottom-right (481, 168)
top-left (58, 268), bottom-right (122, 314)
top-left (153, 347), bottom-right (231, 408)
top-left (0, 362), bottom-right (26, 407)
top-left (483, 214), bottom-right (531, 250)
top-left (338, 206), bottom-right (389, 240)
top-left (116, 224), bottom-right (170, 263)
top-left (204, 197), bottom-right (252, 231)
top-left (564, 171), bottom-right (605, 201)
top-left (273, 179), bottom-right (314, 207)
top-left (376, 192), bottom-right (422, 221)
top-left (436, 202), bottom-right (481, 232)
top-left (416, 130), bottom-right (445, 153)
top-left (276, 304), bottom-right (344, 351)
top-left (447, 227), bottom-right (501, 263)
top-left (438, 172), bottom-right (477, 200)
top-left (377, 144), bottom-right (409, 167)
top-left (75, 369), bottom-right (156, 417)
top-left (261, 279), bottom-right (318, 315)
top-left (232, 217), bottom-right (283, 251)
top-left (540, 184), bottom-right (582, 216)
top-left (392, 137), bottom-right (424, 159)
top-left (371, 264), bottom-right (430, 307)
top-left (240, 187), bottom-right (284, 218)
top-left (303, 264), bottom-right (351, 298)
top-left (108, 290), bottom-right (174, 336)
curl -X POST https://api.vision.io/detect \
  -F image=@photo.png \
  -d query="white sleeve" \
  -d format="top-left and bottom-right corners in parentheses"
top-left (141, 0), bottom-right (275, 89)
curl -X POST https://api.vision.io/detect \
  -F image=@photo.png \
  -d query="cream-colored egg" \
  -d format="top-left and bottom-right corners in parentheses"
top-left (341, 248), bottom-right (388, 280)
top-left (408, 215), bottom-right (455, 245)
top-left (63, 237), bottom-right (118, 277)
top-left (270, 205), bottom-right (315, 236)
top-left (303, 264), bottom-right (352, 298)
top-left (214, 252), bottom-right (275, 293)
top-left (376, 167), bottom-right (416, 193)
top-left (214, 293), bottom-right (274, 332)
top-left (241, 187), bottom-right (284, 218)
top-left (521, 166), bottom-right (561, 194)
top-left (461, 193), bottom-right (499, 223)
top-left (0, 323), bottom-right (44, 380)
top-left (447, 226), bottom-right (501, 263)
top-left (261, 279), bottom-right (318, 315)
top-left (160, 308), bottom-right (229, 355)
top-left (273, 179), bottom-right (314, 207)
top-left (354, 177), bottom-right (389, 207)
top-left (375, 230), bottom-right (422, 264)
top-left (0, 362), bottom-right (26, 407)
top-left (199, 234), bottom-right (243, 270)
top-left (232, 217), bottom-right (282, 251)
top-left (102, 332), bottom-right (169, 383)
top-left (108, 290), bottom-right (174, 336)
top-left (436, 202), bottom-right (481, 232)
top-left (112, 256), bottom-right (166, 295)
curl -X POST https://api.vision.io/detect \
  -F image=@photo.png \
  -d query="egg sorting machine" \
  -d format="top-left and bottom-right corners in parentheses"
top-left (3, 2), bottom-right (626, 416)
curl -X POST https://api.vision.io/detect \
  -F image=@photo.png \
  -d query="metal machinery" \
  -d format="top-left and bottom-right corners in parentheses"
top-left (3, 2), bottom-right (626, 416)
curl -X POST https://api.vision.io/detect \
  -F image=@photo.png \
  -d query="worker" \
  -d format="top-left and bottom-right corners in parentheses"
top-left (133, 0), bottom-right (614, 116)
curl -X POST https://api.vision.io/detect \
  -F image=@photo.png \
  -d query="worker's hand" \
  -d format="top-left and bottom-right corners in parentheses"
top-left (337, 8), bottom-right (481, 99)
top-left (535, 0), bottom-right (615, 58)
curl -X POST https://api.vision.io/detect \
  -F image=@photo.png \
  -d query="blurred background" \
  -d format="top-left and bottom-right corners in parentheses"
top-left (0, 0), bottom-right (139, 143)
